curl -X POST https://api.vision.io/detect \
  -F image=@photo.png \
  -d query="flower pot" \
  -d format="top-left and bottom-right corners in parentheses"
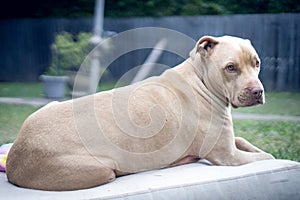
top-left (40, 75), bottom-right (69, 99)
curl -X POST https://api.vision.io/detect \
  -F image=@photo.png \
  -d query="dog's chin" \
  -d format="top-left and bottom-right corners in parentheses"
top-left (231, 100), bottom-right (264, 109)
top-left (231, 102), bottom-right (239, 109)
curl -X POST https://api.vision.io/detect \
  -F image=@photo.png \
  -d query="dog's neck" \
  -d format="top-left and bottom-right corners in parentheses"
top-left (174, 59), bottom-right (231, 115)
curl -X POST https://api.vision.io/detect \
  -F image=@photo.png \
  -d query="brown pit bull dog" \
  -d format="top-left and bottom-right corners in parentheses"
top-left (6, 35), bottom-right (274, 191)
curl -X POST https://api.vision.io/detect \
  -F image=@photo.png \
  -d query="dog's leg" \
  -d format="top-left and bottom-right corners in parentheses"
top-left (235, 148), bottom-right (275, 165)
top-left (207, 148), bottom-right (274, 166)
top-left (8, 154), bottom-right (116, 191)
top-left (205, 136), bottom-right (274, 166)
top-left (235, 137), bottom-right (264, 153)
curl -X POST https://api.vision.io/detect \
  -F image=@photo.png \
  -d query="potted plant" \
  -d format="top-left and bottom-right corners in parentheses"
top-left (41, 31), bottom-right (113, 99)
top-left (41, 32), bottom-right (94, 99)
top-left (40, 43), bottom-right (69, 99)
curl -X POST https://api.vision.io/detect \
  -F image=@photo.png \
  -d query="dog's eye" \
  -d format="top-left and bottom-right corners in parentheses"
top-left (255, 60), bottom-right (260, 68)
top-left (225, 64), bottom-right (237, 73)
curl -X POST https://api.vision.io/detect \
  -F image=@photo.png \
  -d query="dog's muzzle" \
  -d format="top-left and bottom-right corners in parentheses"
top-left (236, 87), bottom-right (264, 107)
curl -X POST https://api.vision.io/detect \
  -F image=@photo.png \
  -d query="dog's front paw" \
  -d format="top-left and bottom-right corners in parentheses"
top-left (261, 152), bottom-right (275, 160)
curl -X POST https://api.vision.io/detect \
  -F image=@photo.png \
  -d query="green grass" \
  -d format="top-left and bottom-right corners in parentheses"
top-left (234, 119), bottom-right (300, 162)
top-left (0, 82), bottom-right (117, 98)
top-left (0, 82), bottom-right (44, 97)
top-left (0, 104), bottom-right (39, 144)
top-left (233, 92), bottom-right (300, 116)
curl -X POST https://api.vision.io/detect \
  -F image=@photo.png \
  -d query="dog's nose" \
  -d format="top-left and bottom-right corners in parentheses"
top-left (251, 87), bottom-right (263, 99)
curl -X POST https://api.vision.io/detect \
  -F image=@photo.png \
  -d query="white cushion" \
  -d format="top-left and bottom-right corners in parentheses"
top-left (1, 159), bottom-right (299, 200)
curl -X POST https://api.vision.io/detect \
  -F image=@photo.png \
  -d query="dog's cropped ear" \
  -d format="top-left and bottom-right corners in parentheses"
top-left (189, 36), bottom-right (219, 60)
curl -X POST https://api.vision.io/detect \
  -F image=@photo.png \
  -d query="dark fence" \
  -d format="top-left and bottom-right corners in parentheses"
top-left (0, 13), bottom-right (299, 91)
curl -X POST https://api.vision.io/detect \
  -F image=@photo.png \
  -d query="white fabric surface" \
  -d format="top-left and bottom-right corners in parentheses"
top-left (1, 159), bottom-right (299, 200)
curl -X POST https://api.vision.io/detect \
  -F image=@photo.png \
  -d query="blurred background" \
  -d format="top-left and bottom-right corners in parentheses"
top-left (0, 0), bottom-right (299, 91)
top-left (0, 0), bottom-right (299, 161)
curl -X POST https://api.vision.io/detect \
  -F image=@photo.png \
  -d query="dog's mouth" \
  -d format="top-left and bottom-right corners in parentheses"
top-left (231, 88), bottom-right (265, 108)
top-left (231, 99), bottom-right (263, 109)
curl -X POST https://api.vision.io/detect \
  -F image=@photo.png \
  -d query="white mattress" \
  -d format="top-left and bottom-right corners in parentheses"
top-left (1, 159), bottom-right (299, 200)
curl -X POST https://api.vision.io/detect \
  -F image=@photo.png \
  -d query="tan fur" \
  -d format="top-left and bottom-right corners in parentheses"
top-left (6, 35), bottom-right (274, 191)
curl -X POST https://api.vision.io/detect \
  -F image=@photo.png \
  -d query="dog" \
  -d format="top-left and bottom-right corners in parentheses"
top-left (6, 35), bottom-right (274, 191)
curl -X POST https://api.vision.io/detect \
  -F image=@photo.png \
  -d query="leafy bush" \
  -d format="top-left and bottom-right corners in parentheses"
top-left (46, 32), bottom-right (93, 75)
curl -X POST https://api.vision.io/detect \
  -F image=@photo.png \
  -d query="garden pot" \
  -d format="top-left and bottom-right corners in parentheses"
top-left (40, 75), bottom-right (69, 99)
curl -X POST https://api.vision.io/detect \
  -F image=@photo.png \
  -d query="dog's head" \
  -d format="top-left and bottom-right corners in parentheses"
top-left (189, 35), bottom-right (264, 108)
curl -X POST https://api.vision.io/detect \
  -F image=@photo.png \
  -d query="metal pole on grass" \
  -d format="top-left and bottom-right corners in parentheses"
top-left (89, 0), bottom-right (105, 94)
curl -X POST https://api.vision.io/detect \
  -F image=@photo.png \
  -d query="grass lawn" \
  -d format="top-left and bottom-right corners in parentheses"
top-left (0, 82), bottom-right (44, 97)
top-left (0, 104), bottom-right (39, 144)
top-left (234, 119), bottom-right (300, 162)
top-left (0, 82), bottom-right (117, 98)
top-left (0, 82), bottom-right (299, 162)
